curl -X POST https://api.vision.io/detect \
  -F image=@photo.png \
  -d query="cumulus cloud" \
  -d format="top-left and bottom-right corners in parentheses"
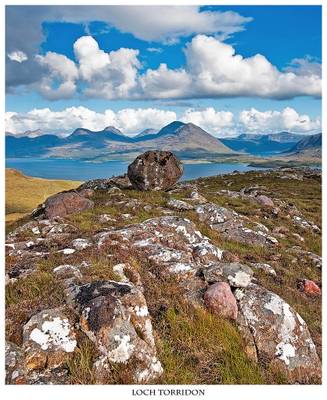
top-left (6, 106), bottom-right (320, 138)
top-left (239, 107), bottom-right (321, 133)
top-left (7, 50), bottom-right (28, 63)
top-left (5, 107), bottom-right (177, 136)
top-left (74, 36), bottom-right (140, 99)
top-left (35, 51), bottom-right (79, 99)
top-left (181, 107), bottom-right (235, 135)
top-left (140, 35), bottom-right (321, 100)
top-left (27, 34), bottom-right (321, 101)
top-left (5, 5), bottom-right (251, 90)
top-left (284, 56), bottom-right (322, 77)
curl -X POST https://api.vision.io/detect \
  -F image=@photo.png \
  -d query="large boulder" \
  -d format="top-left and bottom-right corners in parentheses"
top-left (204, 282), bottom-right (238, 320)
top-left (235, 284), bottom-right (321, 382)
top-left (34, 191), bottom-right (94, 219)
top-left (127, 151), bottom-right (183, 191)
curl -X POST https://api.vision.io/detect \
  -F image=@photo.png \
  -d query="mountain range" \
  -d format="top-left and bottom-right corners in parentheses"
top-left (220, 132), bottom-right (307, 155)
top-left (6, 121), bottom-right (233, 160)
top-left (6, 121), bottom-right (321, 161)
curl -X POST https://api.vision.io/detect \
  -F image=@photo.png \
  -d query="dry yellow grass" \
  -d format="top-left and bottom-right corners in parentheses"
top-left (5, 168), bottom-right (81, 221)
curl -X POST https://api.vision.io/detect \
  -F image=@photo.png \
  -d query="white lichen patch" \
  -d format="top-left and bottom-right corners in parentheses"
top-left (265, 294), bottom-right (283, 315)
top-left (58, 248), bottom-right (76, 255)
top-left (134, 305), bottom-right (149, 317)
top-left (71, 238), bottom-right (91, 250)
top-left (169, 263), bottom-right (193, 273)
top-left (275, 342), bottom-right (295, 365)
top-left (108, 335), bottom-right (135, 363)
top-left (29, 317), bottom-right (76, 352)
top-left (228, 271), bottom-right (252, 288)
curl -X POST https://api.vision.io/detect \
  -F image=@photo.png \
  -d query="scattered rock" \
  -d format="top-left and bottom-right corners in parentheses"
top-left (23, 308), bottom-right (77, 372)
top-left (5, 341), bottom-right (26, 384)
top-left (251, 263), bottom-right (277, 277)
top-left (72, 280), bottom-right (163, 383)
top-left (255, 195), bottom-right (274, 208)
top-left (34, 191), bottom-right (94, 219)
top-left (127, 151), bottom-right (183, 191)
top-left (167, 199), bottom-right (193, 211)
top-left (202, 262), bottom-right (253, 288)
top-left (204, 282), bottom-right (238, 320)
top-left (298, 280), bottom-right (321, 295)
top-left (235, 284), bottom-right (321, 382)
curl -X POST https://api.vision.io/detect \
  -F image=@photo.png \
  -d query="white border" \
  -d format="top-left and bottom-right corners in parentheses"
top-left (0, 1), bottom-right (325, 399)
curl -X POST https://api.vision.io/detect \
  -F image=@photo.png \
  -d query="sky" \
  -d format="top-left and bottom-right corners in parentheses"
top-left (5, 5), bottom-right (322, 137)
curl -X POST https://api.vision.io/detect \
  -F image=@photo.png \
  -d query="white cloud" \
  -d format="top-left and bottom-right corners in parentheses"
top-left (140, 35), bottom-right (321, 100)
top-left (5, 107), bottom-right (177, 136)
top-left (74, 36), bottom-right (140, 99)
top-left (85, 6), bottom-right (252, 43)
top-left (284, 56), bottom-right (322, 77)
top-left (181, 107), bottom-right (235, 135)
top-left (239, 107), bottom-right (321, 133)
top-left (6, 106), bottom-right (320, 138)
top-left (32, 35), bottom-right (321, 101)
top-left (35, 52), bottom-right (79, 100)
top-left (7, 50), bottom-right (28, 63)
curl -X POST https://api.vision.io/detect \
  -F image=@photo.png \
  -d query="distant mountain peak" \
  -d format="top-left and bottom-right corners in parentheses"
top-left (104, 126), bottom-right (123, 135)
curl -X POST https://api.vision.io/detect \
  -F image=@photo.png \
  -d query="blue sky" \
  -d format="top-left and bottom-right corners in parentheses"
top-left (5, 5), bottom-right (321, 137)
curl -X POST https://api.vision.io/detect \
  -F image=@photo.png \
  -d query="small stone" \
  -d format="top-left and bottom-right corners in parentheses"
top-left (167, 199), bottom-right (193, 211)
top-left (255, 195), bottom-right (274, 207)
top-left (300, 280), bottom-right (321, 295)
top-left (204, 282), bottom-right (238, 320)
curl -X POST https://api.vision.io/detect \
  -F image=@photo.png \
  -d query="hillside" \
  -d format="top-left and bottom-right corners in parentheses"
top-left (220, 132), bottom-right (305, 155)
top-left (5, 168), bottom-right (81, 222)
top-left (286, 133), bottom-right (322, 158)
top-left (6, 121), bottom-right (234, 161)
top-left (5, 161), bottom-right (321, 385)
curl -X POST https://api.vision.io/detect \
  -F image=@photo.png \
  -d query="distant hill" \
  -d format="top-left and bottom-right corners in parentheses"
top-left (220, 132), bottom-right (305, 155)
top-left (285, 132), bottom-right (322, 157)
top-left (5, 168), bottom-right (80, 222)
top-left (6, 121), bottom-right (234, 160)
top-left (134, 128), bottom-right (157, 138)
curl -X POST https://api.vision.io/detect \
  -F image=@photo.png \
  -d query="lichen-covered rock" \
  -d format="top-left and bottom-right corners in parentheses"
top-left (235, 284), bottom-right (321, 382)
top-left (167, 199), bottom-right (193, 211)
top-left (204, 282), bottom-right (238, 320)
top-left (251, 263), bottom-right (277, 277)
top-left (5, 341), bottom-right (26, 384)
top-left (34, 191), bottom-right (94, 219)
top-left (23, 308), bottom-right (77, 372)
top-left (127, 151), bottom-right (183, 191)
top-left (202, 262), bottom-right (253, 288)
top-left (78, 174), bottom-right (132, 191)
top-left (72, 280), bottom-right (162, 383)
top-left (97, 216), bottom-right (224, 303)
top-left (195, 202), bottom-right (278, 247)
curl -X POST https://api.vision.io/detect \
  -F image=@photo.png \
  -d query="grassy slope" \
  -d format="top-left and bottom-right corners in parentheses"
top-left (5, 169), bottom-right (321, 384)
top-left (5, 168), bottom-right (81, 222)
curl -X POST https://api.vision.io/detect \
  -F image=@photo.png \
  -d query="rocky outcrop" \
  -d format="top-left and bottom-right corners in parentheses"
top-left (33, 191), bottom-right (94, 219)
top-left (5, 166), bottom-right (322, 385)
top-left (127, 151), bottom-right (183, 191)
top-left (195, 202), bottom-right (278, 246)
top-left (235, 284), bottom-right (321, 382)
top-left (71, 280), bottom-right (162, 383)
